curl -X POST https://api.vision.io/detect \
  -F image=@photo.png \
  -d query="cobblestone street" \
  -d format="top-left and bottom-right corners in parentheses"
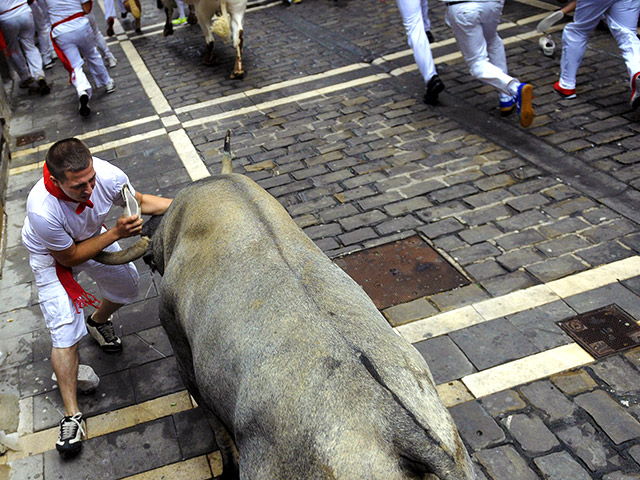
top-left (2, 0), bottom-right (640, 478)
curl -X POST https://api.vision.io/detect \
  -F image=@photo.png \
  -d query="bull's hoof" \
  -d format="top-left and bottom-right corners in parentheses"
top-left (163, 27), bottom-right (173, 36)
top-left (202, 43), bottom-right (215, 65)
top-left (187, 12), bottom-right (197, 25)
top-left (230, 71), bottom-right (244, 80)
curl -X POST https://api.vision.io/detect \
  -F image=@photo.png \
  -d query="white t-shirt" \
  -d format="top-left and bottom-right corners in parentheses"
top-left (22, 157), bottom-right (135, 256)
top-left (0, 0), bottom-right (30, 21)
top-left (42, 0), bottom-right (89, 37)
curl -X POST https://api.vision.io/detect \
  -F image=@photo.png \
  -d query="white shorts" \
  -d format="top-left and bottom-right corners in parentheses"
top-left (30, 242), bottom-right (139, 348)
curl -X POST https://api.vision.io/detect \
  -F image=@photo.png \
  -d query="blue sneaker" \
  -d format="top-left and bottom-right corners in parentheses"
top-left (499, 97), bottom-right (516, 116)
top-left (516, 83), bottom-right (535, 128)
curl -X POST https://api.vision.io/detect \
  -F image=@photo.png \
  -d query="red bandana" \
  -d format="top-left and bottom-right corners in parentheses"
top-left (43, 163), bottom-right (94, 214)
top-left (43, 163), bottom-right (100, 313)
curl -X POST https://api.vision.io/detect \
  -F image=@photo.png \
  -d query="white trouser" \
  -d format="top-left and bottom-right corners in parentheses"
top-left (0, 10), bottom-right (44, 81)
top-left (29, 0), bottom-right (54, 64)
top-left (421, 0), bottom-right (430, 32)
top-left (445, 0), bottom-right (518, 101)
top-left (104, 0), bottom-right (126, 19)
top-left (397, 0), bottom-right (437, 84)
top-left (176, 0), bottom-right (186, 18)
top-left (560, 0), bottom-right (640, 89)
top-left (54, 23), bottom-right (111, 97)
top-left (87, 12), bottom-right (112, 59)
top-left (30, 243), bottom-right (139, 349)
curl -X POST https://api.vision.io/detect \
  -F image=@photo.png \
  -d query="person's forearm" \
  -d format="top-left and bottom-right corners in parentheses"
top-left (56, 229), bottom-right (120, 267)
top-left (139, 194), bottom-right (172, 216)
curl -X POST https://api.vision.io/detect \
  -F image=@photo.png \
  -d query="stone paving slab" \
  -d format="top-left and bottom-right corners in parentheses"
top-left (3, 0), bottom-right (640, 478)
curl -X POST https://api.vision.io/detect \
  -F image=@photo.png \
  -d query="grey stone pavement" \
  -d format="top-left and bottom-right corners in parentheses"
top-left (2, 0), bottom-right (640, 478)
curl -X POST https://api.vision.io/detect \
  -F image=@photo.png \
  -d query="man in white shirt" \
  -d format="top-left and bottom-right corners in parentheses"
top-left (42, 0), bottom-right (115, 116)
top-left (554, 0), bottom-right (640, 110)
top-left (439, 0), bottom-right (535, 128)
top-left (22, 138), bottom-right (172, 455)
top-left (0, 0), bottom-right (51, 92)
top-left (29, 0), bottom-right (56, 69)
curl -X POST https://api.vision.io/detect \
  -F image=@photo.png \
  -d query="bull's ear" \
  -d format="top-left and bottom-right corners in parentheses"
top-left (142, 214), bottom-right (164, 238)
top-left (143, 242), bottom-right (159, 274)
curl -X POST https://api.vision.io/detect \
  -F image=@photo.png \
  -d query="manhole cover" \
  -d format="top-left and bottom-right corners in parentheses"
top-left (15, 131), bottom-right (45, 147)
top-left (334, 235), bottom-right (469, 310)
top-left (557, 305), bottom-right (640, 358)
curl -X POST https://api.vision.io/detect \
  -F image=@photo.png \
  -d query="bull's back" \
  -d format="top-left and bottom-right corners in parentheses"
top-left (158, 175), bottom-right (474, 479)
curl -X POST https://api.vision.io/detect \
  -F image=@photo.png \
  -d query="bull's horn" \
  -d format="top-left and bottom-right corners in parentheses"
top-left (94, 236), bottom-right (151, 265)
top-left (221, 130), bottom-right (233, 174)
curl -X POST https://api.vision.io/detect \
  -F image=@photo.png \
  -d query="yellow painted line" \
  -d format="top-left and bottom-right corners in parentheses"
top-left (120, 40), bottom-right (172, 114)
top-left (547, 256), bottom-right (640, 298)
top-left (10, 115), bottom-right (161, 161)
top-left (168, 129), bottom-right (211, 181)
top-left (175, 63), bottom-right (370, 115)
top-left (182, 73), bottom-right (390, 129)
top-left (462, 344), bottom-right (594, 398)
top-left (436, 380), bottom-right (474, 408)
top-left (9, 129), bottom-right (167, 176)
top-left (121, 455), bottom-right (214, 480)
top-left (5, 391), bottom-right (192, 463)
top-left (397, 256), bottom-right (640, 344)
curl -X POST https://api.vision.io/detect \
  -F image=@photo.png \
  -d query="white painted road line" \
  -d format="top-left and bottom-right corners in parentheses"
top-left (462, 343), bottom-right (594, 398)
top-left (168, 129), bottom-right (212, 181)
top-left (396, 255), bottom-right (640, 343)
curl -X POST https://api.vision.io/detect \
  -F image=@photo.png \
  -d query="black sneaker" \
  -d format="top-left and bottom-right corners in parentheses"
top-left (56, 413), bottom-right (85, 456)
top-left (38, 77), bottom-right (51, 95)
top-left (424, 75), bottom-right (444, 105)
top-left (79, 93), bottom-right (91, 116)
top-left (86, 315), bottom-right (122, 352)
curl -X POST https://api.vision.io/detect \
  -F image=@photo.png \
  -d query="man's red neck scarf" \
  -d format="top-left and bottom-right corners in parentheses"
top-left (43, 163), bottom-right (100, 313)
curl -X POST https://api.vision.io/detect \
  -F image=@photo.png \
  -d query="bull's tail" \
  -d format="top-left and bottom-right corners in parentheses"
top-left (222, 130), bottom-right (233, 174)
top-left (211, 0), bottom-right (231, 39)
top-left (357, 348), bottom-right (476, 479)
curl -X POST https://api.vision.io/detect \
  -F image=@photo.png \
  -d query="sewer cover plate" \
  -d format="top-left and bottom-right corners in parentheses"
top-left (557, 305), bottom-right (640, 359)
top-left (15, 131), bottom-right (45, 147)
top-left (334, 235), bottom-right (469, 310)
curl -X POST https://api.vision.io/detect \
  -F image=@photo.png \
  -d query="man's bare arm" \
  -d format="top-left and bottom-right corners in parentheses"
top-left (135, 192), bottom-right (172, 216)
top-left (49, 215), bottom-right (142, 267)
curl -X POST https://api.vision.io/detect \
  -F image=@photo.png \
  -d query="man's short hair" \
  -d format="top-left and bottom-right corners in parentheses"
top-left (45, 138), bottom-right (92, 180)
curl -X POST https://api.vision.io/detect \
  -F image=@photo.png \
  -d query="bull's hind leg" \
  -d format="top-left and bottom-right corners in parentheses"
top-left (203, 42), bottom-right (216, 65)
top-left (187, 5), bottom-right (197, 25)
top-left (201, 406), bottom-right (240, 480)
top-left (163, 5), bottom-right (174, 36)
top-left (230, 29), bottom-right (244, 79)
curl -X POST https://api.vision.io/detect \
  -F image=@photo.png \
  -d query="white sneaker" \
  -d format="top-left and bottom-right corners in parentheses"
top-left (106, 54), bottom-right (118, 68)
top-left (536, 10), bottom-right (564, 33)
top-left (55, 413), bottom-right (86, 456)
top-left (105, 79), bottom-right (116, 93)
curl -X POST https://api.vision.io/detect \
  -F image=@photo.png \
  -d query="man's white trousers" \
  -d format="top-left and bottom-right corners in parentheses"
top-left (560, 0), bottom-right (640, 90)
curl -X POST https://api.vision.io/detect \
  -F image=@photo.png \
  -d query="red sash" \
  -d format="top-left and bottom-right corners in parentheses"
top-left (50, 11), bottom-right (85, 84)
top-left (43, 163), bottom-right (100, 313)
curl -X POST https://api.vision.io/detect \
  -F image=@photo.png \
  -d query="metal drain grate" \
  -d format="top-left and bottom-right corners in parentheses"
top-left (333, 235), bottom-right (469, 310)
top-left (15, 131), bottom-right (45, 147)
top-left (557, 305), bottom-right (640, 358)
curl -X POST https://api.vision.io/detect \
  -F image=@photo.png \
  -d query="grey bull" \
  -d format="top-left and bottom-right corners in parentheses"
top-left (96, 171), bottom-right (476, 479)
